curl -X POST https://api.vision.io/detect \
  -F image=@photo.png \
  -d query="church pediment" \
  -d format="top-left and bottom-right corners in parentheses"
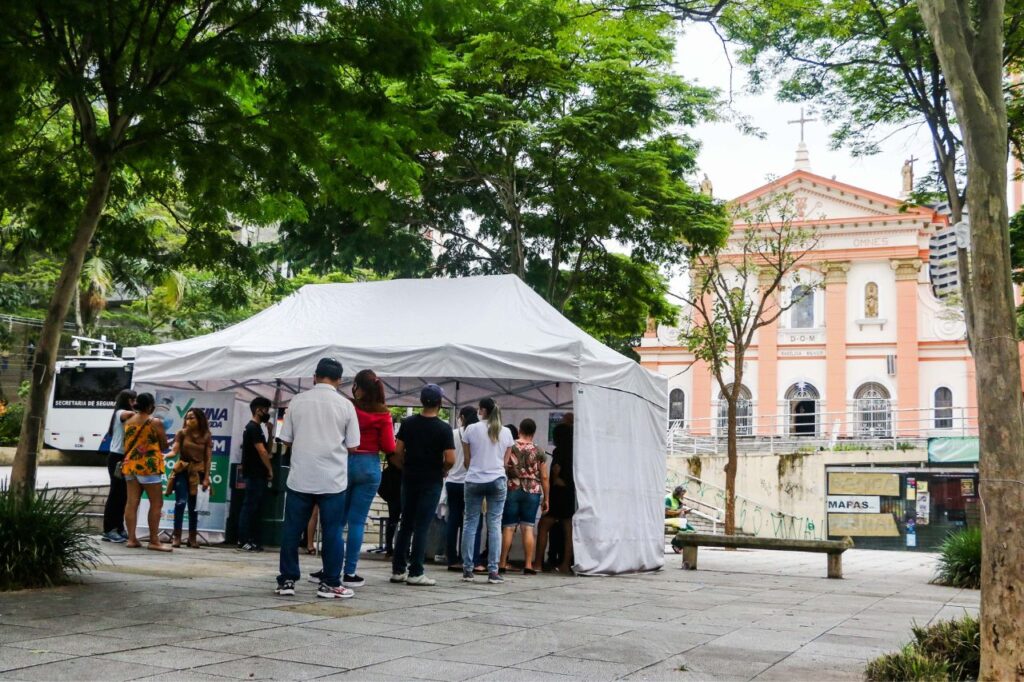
top-left (731, 171), bottom-right (935, 224)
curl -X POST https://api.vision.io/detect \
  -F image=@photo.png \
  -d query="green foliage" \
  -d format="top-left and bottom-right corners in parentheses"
top-left (0, 402), bottom-right (25, 446)
top-left (865, 616), bottom-right (980, 681)
top-left (933, 526), bottom-right (982, 589)
top-left (0, 483), bottom-right (102, 590)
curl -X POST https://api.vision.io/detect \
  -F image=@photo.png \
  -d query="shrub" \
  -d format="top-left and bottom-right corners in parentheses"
top-left (933, 526), bottom-right (982, 589)
top-left (0, 402), bottom-right (25, 446)
top-left (0, 482), bottom-right (101, 591)
top-left (865, 616), bottom-right (980, 681)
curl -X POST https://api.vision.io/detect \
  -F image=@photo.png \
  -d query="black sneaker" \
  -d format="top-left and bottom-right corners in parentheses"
top-left (488, 572), bottom-right (505, 584)
top-left (275, 580), bottom-right (296, 596)
top-left (308, 570), bottom-right (324, 584)
top-left (342, 574), bottom-right (365, 588)
top-left (237, 542), bottom-right (259, 552)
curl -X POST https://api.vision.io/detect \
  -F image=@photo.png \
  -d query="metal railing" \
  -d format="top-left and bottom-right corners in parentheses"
top-left (668, 404), bottom-right (977, 456)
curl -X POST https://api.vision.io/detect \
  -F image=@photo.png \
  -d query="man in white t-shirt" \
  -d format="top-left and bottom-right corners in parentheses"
top-left (275, 357), bottom-right (360, 599)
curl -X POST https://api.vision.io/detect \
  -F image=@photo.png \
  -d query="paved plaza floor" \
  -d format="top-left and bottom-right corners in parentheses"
top-left (0, 543), bottom-right (978, 681)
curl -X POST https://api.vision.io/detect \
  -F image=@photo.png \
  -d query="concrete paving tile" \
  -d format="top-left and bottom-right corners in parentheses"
top-left (467, 612), bottom-right (566, 629)
top-left (300, 616), bottom-right (397, 636)
top-left (101, 644), bottom-right (245, 669)
top-left (191, 656), bottom-right (341, 680)
top-left (0, 647), bottom-right (72, 673)
top-left (241, 625), bottom-right (361, 648)
top-left (314, 672), bottom-right (408, 682)
top-left (0, 628), bottom-right (49, 646)
top-left (177, 634), bottom-right (285, 657)
top-left (162, 615), bottom-right (279, 635)
top-left (621, 655), bottom-right (748, 681)
top-left (134, 671), bottom-right (238, 682)
top-left (351, 656), bottom-right (502, 681)
top-left (222, 609), bottom-right (327, 626)
top-left (469, 668), bottom-right (581, 681)
top-left (362, 606), bottom-right (473, 627)
top-left (383, 619), bottom-right (521, 645)
top-left (710, 627), bottom-right (818, 653)
top-left (6, 633), bottom-right (135, 656)
top-left (0, 656), bottom-right (173, 681)
top-left (16, 613), bottom-right (147, 636)
top-left (262, 636), bottom-right (444, 669)
top-left (93, 623), bottom-right (216, 646)
top-left (515, 654), bottom-right (642, 679)
top-left (673, 644), bottom-right (788, 678)
top-left (420, 626), bottom-right (608, 667)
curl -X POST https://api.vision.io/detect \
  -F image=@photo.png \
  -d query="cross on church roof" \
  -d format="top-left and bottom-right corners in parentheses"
top-left (787, 107), bottom-right (817, 142)
top-left (907, 154), bottom-right (919, 167)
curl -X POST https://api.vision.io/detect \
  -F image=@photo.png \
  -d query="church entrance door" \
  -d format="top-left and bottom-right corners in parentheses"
top-left (785, 382), bottom-right (820, 437)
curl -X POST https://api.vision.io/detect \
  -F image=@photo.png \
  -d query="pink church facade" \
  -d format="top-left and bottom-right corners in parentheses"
top-left (638, 169), bottom-right (983, 441)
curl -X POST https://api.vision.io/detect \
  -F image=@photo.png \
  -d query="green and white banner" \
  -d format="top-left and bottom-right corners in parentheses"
top-left (133, 389), bottom-right (235, 533)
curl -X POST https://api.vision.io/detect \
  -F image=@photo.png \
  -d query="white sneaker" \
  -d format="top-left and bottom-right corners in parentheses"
top-left (405, 574), bottom-right (436, 586)
top-left (390, 571), bottom-right (408, 583)
top-left (316, 583), bottom-right (354, 599)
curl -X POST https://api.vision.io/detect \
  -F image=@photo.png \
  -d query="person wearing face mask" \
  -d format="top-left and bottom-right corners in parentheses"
top-left (238, 397), bottom-right (274, 552)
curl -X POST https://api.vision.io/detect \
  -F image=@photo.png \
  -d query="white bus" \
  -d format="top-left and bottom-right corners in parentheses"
top-left (43, 337), bottom-right (135, 455)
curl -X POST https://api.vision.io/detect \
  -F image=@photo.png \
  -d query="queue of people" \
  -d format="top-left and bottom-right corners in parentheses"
top-left (96, 355), bottom-right (577, 597)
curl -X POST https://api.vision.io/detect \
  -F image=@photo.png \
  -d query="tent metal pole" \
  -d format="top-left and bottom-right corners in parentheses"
top-left (270, 379), bottom-right (283, 441)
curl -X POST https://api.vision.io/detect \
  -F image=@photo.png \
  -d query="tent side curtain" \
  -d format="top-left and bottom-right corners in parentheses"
top-left (572, 383), bottom-right (667, 575)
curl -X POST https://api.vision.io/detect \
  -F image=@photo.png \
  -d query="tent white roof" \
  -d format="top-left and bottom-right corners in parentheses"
top-left (134, 275), bottom-right (664, 408)
top-left (133, 275), bottom-right (667, 574)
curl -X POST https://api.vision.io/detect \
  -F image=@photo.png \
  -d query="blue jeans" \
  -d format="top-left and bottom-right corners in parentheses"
top-left (279, 488), bottom-right (347, 588)
top-left (392, 478), bottom-right (443, 578)
top-left (173, 470), bottom-right (202, 535)
top-left (445, 482), bottom-right (481, 565)
top-left (463, 477), bottom-right (507, 574)
top-left (343, 454), bottom-right (382, 576)
top-left (238, 476), bottom-right (266, 546)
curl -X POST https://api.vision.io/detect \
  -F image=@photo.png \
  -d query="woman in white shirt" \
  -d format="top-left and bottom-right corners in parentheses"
top-left (460, 398), bottom-right (513, 584)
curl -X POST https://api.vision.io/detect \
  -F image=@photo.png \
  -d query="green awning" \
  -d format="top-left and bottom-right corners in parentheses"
top-left (928, 437), bottom-right (979, 463)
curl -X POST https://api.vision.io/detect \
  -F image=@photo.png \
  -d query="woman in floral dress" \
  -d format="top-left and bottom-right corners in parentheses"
top-left (122, 393), bottom-right (171, 551)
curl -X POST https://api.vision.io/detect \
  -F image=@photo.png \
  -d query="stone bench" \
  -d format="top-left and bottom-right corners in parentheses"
top-left (671, 532), bottom-right (855, 579)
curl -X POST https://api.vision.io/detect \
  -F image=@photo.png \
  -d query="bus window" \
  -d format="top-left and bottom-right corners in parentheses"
top-left (53, 366), bottom-right (131, 409)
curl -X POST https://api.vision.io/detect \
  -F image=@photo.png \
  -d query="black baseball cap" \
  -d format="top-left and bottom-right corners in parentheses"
top-left (314, 357), bottom-right (343, 380)
top-left (420, 383), bottom-right (444, 406)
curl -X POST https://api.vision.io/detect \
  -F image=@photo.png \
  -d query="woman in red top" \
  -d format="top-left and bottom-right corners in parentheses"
top-left (340, 369), bottom-right (395, 587)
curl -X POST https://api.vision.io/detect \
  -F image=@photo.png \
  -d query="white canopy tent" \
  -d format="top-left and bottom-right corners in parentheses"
top-left (133, 275), bottom-right (667, 574)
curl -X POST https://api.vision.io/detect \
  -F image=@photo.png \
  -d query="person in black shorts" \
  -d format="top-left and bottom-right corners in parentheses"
top-left (535, 413), bottom-right (574, 572)
top-left (238, 397), bottom-right (273, 552)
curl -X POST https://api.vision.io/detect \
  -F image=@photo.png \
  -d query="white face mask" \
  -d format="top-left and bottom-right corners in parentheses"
top-left (478, 411), bottom-right (485, 421)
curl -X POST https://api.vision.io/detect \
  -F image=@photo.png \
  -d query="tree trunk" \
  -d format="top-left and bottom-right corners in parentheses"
top-left (9, 162), bottom-right (113, 495)
top-left (724, 398), bottom-right (738, 536)
top-left (918, 1), bottom-right (1024, 676)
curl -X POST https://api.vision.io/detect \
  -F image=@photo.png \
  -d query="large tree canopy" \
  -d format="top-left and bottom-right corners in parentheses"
top-left (287, 0), bottom-right (728, 354)
top-left (0, 0), bottom-right (436, 491)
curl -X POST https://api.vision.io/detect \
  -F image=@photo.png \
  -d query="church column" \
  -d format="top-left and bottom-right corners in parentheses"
top-left (892, 258), bottom-right (922, 436)
top-left (757, 269), bottom-right (779, 436)
top-left (823, 261), bottom-right (850, 437)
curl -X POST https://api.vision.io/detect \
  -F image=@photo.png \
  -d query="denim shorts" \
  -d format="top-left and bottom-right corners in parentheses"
top-left (502, 488), bottom-right (542, 527)
top-left (125, 473), bottom-right (163, 485)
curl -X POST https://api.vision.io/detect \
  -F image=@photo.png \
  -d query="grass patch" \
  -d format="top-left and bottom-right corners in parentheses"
top-left (933, 527), bottom-right (981, 589)
top-left (865, 615), bottom-right (979, 681)
top-left (0, 482), bottom-right (101, 590)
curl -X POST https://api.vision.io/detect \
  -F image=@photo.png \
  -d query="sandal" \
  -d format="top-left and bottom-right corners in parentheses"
top-left (147, 544), bottom-right (173, 552)
top-left (125, 540), bottom-right (142, 548)
top-left (523, 568), bottom-right (537, 575)
top-left (306, 547), bottom-right (317, 555)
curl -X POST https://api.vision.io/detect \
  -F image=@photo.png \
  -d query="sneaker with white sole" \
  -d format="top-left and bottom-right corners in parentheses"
top-left (317, 583), bottom-right (355, 599)
top-left (405, 574), bottom-right (436, 586)
top-left (389, 571), bottom-right (408, 583)
top-left (487, 572), bottom-right (505, 584)
top-left (342, 574), bottom-right (365, 587)
top-left (308, 570), bottom-right (324, 584)
top-left (462, 571), bottom-right (475, 582)
top-left (101, 530), bottom-right (126, 543)
top-left (275, 580), bottom-right (296, 596)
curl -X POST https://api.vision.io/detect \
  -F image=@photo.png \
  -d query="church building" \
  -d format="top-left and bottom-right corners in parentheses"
top-left (638, 143), bottom-right (977, 441)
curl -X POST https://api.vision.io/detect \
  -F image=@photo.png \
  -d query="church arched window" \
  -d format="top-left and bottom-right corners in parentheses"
top-left (790, 285), bottom-right (814, 328)
top-left (854, 382), bottom-right (891, 437)
top-left (717, 384), bottom-right (752, 436)
top-left (934, 387), bottom-right (953, 429)
top-left (864, 282), bottom-right (879, 318)
top-left (669, 389), bottom-right (685, 424)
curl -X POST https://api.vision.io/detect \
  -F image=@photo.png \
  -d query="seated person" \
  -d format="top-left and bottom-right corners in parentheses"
top-left (664, 485), bottom-right (691, 532)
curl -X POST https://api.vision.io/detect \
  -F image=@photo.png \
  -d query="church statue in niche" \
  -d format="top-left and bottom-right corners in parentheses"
top-left (864, 282), bottom-right (879, 318)
top-left (699, 173), bottom-right (713, 197)
top-left (901, 159), bottom-right (914, 194)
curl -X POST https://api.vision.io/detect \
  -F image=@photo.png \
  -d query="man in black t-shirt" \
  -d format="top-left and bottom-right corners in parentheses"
top-left (390, 384), bottom-right (456, 586)
top-left (238, 397), bottom-right (273, 552)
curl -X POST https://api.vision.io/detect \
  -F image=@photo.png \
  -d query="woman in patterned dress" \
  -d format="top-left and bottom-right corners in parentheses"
top-left (121, 393), bottom-right (172, 551)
